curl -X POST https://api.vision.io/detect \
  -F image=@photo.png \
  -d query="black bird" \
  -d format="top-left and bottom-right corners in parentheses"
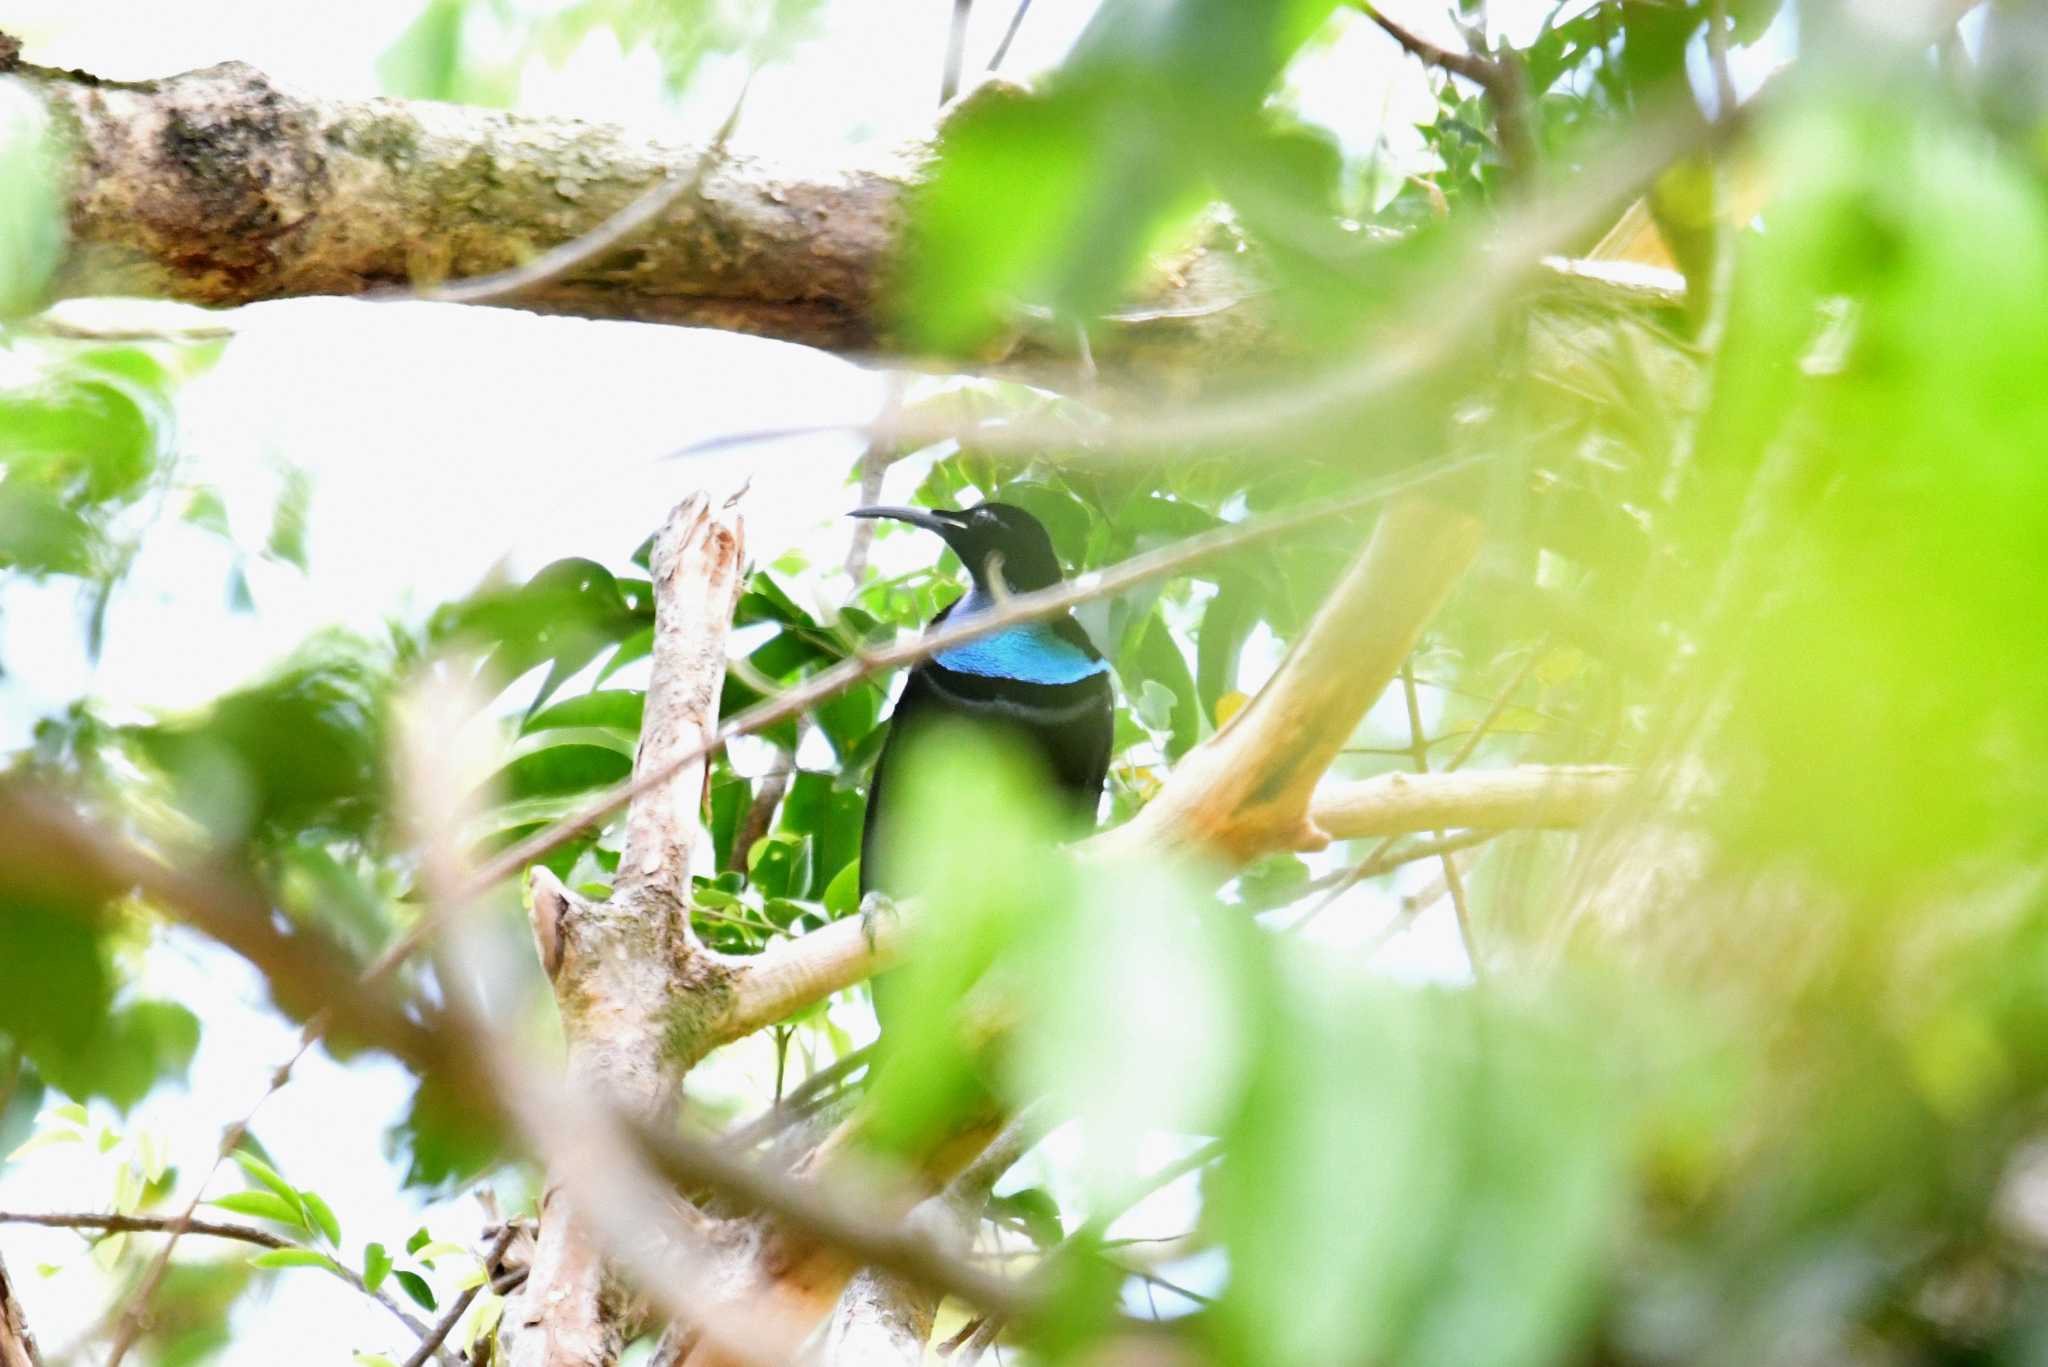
top-left (851, 503), bottom-right (1114, 1013)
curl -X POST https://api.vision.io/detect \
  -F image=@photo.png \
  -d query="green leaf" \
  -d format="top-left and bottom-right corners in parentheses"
top-left (491, 740), bottom-right (632, 802)
top-left (411, 1239), bottom-right (467, 1266)
top-left (207, 1191), bottom-right (307, 1229)
top-left (899, 0), bottom-right (1340, 351)
top-left (1014, 854), bottom-right (1255, 1199)
top-left (392, 1078), bottom-right (501, 1191)
top-left (362, 1241), bottom-right (392, 1293)
top-left (299, 1189), bottom-right (342, 1246)
top-left (0, 81), bottom-right (67, 319)
top-left (6, 1126), bottom-right (82, 1162)
top-left (376, 0), bottom-right (468, 101)
top-left (747, 833), bottom-right (811, 902)
top-left (989, 1187), bottom-right (1064, 1249)
top-left (522, 689), bottom-right (645, 736)
top-left (1214, 977), bottom-right (1620, 1367)
top-left (459, 1290), bottom-right (505, 1354)
top-left (822, 859), bottom-right (862, 920)
top-left (265, 466), bottom-right (311, 570)
top-left (247, 1248), bottom-right (343, 1274)
top-left (393, 1269), bottom-right (438, 1311)
top-left (231, 1150), bottom-right (302, 1208)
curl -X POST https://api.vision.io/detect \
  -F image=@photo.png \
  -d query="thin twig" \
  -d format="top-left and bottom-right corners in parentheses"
top-left (1245, 828), bottom-right (1502, 914)
top-left (987, 0), bottom-right (1034, 71)
top-left (103, 1019), bottom-right (326, 1367)
top-left (400, 1224), bottom-right (519, 1367)
top-left (729, 753), bottom-right (793, 871)
top-left (843, 375), bottom-right (906, 582)
top-left (1706, 0), bottom-right (1738, 118)
top-left (941, 0), bottom-right (974, 103)
top-left (723, 1044), bottom-right (874, 1149)
top-left (1, 1209), bottom-right (450, 1361)
top-left (955, 1137), bottom-right (1224, 1364)
top-left (634, 1120), bottom-right (1036, 1319)
top-left (1289, 646), bottom-right (1543, 933)
top-left (1358, 3), bottom-right (1537, 183)
top-left (0, 1211), bottom-right (288, 1250)
top-left (1400, 662), bottom-right (1483, 978)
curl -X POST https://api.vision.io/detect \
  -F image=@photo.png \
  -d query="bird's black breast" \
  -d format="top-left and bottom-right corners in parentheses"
top-left (859, 613), bottom-right (1113, 900)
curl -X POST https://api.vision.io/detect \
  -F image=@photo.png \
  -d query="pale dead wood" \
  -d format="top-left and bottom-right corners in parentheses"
top-left (1089, 495), bottom-right (1486, 864)
top-left (713, 763), bottom-right (1626, 1043)
top-left (511, 491), bottom-right (747, 1367)
top-left (1308, 765), bottom-right (1631, 842)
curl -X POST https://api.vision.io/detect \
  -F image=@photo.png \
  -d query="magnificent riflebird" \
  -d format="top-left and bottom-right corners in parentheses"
top-left (850, 503), bottom-right (1115, 1019)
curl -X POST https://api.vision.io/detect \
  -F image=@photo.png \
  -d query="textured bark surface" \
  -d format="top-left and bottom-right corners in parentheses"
top-left (511, 492), bottom-right (747, 1367)
top-left (8, 54), bottom-right (1299, 391)
top-left (8, 44), bottom-right (1680, 394)
top-left (0, 1250), bottom-right (37, 1367)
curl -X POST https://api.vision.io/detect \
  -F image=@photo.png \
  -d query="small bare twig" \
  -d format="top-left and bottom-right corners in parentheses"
top-left (1706, 0), bottom-right (1738, 118)
top-left (1291, 647), bottom-right (1549, 933)
top-left (0, 1209), bottom-right (451, 1362)
top-left (1359, 3), bottom-right (1537, 184)
top-left (0, 1210), bottom-right (289, 1250)
top-left (842, 375), bottom-right (907, 582)
top-left (1400, 662), bottom-right (1484, 977)
top-left (103, 1020), bottom-right (326, 1367)
top-left (1243, 827), bottom-right (1502, 913)
top-left (987, 0), bottom-right (1035, 71)
top-left (400, 1224), bottom-right (518, 1367)
top-left (941, 0), bottom-right (974, 103)
top-left (723, 1044), bottom-right (874, 1149)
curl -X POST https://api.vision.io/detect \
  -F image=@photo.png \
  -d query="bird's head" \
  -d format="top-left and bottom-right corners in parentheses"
top-left (848, 501), bottom-right (1066, 592)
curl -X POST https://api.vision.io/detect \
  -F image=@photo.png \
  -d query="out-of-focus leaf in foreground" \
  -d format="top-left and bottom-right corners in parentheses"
top-left (863, 721), bottom-right (1072, 1156)
top-left (1214, 965), bottom-right (1622, 1367)
top-left (0, 77), bottom-right (65, 319)
top-left (899, 0), bottom-right (1341, 352)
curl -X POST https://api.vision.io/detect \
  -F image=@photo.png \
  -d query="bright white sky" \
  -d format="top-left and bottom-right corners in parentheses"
top-left (0, 3), bottom-right (1793, 1361)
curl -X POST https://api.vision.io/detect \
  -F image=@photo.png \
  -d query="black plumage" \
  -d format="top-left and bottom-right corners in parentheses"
top-left (851, 503), bottom-right (1114, 997)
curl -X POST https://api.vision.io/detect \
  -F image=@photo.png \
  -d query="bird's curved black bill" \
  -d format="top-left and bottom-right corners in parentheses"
top-left (847, 505), bottom-right (958, 532)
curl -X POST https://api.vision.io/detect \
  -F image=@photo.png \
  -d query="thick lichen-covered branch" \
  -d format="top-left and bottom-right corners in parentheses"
top-left (6, 51), bottom-right (1286, 388)
top-left (6, 43), bottom-right (1680, 392)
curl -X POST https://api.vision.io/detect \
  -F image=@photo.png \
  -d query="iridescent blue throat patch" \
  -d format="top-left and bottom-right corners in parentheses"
top-left (934, 590), bottom-right (1109, 685)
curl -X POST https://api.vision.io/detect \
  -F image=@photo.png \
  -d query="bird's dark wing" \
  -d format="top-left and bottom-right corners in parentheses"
top-left (1051, 612), bottom-right (1105, 662)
